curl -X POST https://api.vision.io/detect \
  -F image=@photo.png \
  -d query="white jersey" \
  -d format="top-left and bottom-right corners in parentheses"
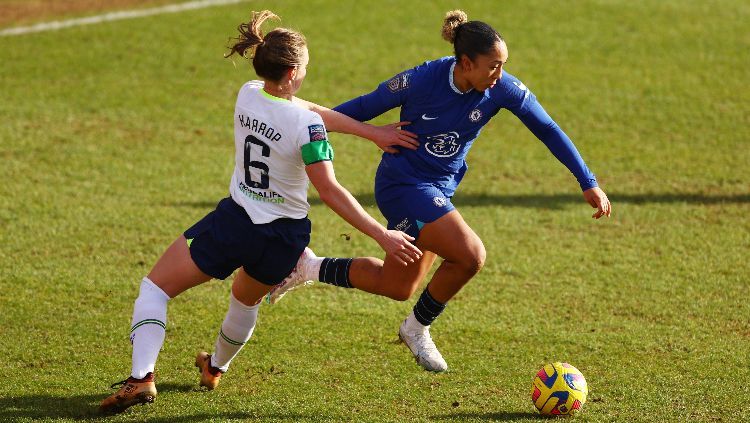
top-left (229, 81), bottom-right (331, 224)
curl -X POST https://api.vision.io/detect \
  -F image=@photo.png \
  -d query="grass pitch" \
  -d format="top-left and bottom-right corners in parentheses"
top-left (1, 0), bottom-right (748, 421)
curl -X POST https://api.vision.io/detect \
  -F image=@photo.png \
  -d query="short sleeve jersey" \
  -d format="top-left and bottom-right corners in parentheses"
top-left (229, 81), bottom-right (332, 224)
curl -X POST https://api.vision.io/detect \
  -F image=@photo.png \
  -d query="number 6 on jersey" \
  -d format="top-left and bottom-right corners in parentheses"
top-left (244, 135), bottom-right (270, 189)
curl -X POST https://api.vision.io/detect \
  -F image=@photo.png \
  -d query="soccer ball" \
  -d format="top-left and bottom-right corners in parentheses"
top-left (531, 362), bottom-right (588, 416)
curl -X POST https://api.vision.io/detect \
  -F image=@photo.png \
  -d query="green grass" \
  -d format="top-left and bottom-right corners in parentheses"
top-left (1, 0), bottom-right (748, 421)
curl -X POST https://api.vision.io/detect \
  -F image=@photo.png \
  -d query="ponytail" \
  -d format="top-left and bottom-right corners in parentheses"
top-left (226, 10), bottom-right (278, 59)
top-left (226, 10), bottom-right (307, 82)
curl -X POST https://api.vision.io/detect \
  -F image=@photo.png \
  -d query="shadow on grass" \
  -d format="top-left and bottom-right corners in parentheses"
top-left (433, 411), bottom-right (541, 421)
top-left (0, 391), bottom-right (103, 421)
top-left (0, 383), bottom-right (322, 421)
top-left (174, 192), bottom-right (750, 210)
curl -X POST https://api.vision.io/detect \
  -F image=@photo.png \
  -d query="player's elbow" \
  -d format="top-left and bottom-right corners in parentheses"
top-left (315, 182), bottom-right (344, 207)
top-left (316, 188), bottom-right (335, 206)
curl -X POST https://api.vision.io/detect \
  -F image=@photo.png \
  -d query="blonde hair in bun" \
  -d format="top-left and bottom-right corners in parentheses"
top-left (441, 10), bottom-right (468, 43)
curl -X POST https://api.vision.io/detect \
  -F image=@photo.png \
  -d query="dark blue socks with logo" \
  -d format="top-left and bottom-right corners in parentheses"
top-left (413, 288), bottom-right (446, 326)
top-left (318, 258), bottom-right (354, 288)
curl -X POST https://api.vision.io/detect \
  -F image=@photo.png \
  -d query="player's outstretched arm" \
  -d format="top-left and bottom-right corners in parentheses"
top-left (305, 160), bottom-right (422, 265)
top-left (510, 93), bottom-right (611, 218)
top-left (293, 97), bottom-right (418, 153)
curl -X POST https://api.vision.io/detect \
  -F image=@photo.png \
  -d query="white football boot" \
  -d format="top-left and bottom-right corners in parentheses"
top-left (266, 247), bottom-right (317, 304)
top-left (398, 319), bottom-right (448, 372)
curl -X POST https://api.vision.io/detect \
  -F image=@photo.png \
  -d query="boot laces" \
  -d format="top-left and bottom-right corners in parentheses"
top-left (109, 379), bottom-right (129, 390)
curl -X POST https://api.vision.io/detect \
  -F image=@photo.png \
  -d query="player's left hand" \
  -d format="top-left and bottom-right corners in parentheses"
top-left (375, 229), bottom-right (422, 266)
top-left (583, 187), bottom-right (611, 219)
top-left (368, 121), bottom-right (419, 154)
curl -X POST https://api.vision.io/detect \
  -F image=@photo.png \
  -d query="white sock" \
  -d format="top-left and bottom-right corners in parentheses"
top-left (130, 277), bottom-right (170, 379)
top-left (210, 292), bottom-right (260, 372)
top-left (306, 256), bottom-right (324, 281)
top-left (402, 310), bottom-right (428, 333)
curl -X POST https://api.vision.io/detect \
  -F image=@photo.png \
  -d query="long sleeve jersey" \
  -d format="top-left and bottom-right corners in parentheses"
top-left (334, 56), bottom-right (597, 197)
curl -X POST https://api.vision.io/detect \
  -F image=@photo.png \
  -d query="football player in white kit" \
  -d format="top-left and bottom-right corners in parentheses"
top-left (100, 10), bottom-right (421, 414)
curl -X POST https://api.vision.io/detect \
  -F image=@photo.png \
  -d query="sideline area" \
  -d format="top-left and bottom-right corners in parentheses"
top-left (0, 0), bottom-right (248, 36)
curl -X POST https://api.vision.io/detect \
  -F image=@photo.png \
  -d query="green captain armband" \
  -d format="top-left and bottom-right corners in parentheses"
top-left (301, 140), bottom-right (334, 165)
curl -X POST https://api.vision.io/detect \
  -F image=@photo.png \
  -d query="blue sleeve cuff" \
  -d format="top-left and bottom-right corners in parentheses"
top-left (579, 178), bottom-right (599, 191)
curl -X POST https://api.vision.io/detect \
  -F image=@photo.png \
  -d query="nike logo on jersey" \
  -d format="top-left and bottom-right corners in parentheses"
top-left (422, 114), bottom-right (438, 120)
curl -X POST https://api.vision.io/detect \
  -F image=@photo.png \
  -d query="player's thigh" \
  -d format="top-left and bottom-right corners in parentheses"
top-left (242, 217), bottom-right (311, 285)
top-left (417, 210), bottom-right (486, 268)
top-left (148, 235), bottom-right (213, 298)
top-left (231, 268), bottom-right (275, 306)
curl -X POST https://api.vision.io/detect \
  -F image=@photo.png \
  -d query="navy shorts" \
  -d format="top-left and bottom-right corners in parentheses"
top-left (374, 169), bottom-right (455, 240)
top-left (184, 197), bottom-right (311, 285)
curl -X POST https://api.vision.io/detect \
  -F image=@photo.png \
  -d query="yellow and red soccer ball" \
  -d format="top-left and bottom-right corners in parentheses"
top-left (531, 362), bottom-right (588, 416)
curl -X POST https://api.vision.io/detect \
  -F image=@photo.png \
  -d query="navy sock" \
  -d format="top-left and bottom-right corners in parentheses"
top-left (318, 258), bottom-right (354, 288)
top-left (413, 287), bottom-right (446, 326)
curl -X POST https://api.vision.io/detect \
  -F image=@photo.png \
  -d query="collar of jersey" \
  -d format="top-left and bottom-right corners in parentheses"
top-left (261, 89), bottom-right (290, 102)
top-left (448, 61), bottom-right (473, 95)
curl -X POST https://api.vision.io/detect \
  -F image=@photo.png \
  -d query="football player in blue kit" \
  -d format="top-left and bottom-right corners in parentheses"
top-left (272, 10), bottom-right (611, 372)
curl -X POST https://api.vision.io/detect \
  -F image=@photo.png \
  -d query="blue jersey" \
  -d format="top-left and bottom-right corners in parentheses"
top-left (334, 56), bottom-right (597, 197)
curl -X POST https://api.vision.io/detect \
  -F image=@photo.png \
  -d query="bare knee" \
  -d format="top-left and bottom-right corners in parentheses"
top-left (459, 243), bottom-right (487, 277)
top-left (474, 245), bottom-right (487, 273)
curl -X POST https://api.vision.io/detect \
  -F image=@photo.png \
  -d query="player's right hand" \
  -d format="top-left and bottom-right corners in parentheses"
top-left (583, 187), bottom-right (611, 219)
top-left (376, 230), bottom-right (422, 266)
